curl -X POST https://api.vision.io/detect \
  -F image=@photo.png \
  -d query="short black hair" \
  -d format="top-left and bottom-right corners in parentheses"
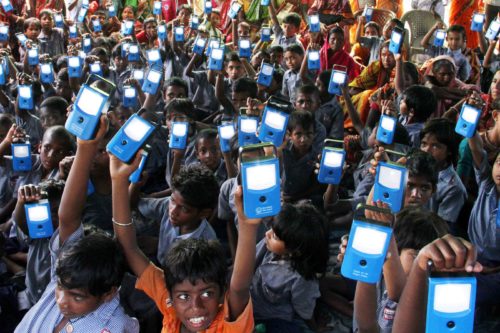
top-left (403, 62), bottom-right (419, 85)
top-left (226, 51), bottom-right (241, 63)
top-left (0, 113), bottom-right (14, 130)
top-left (164, 76), bottom-right (189, 96)
top-left (56, 233), bottom-right (125, 297)
top-left (164, 98), bottom-right (196, 119)
top-left (401, 85), bottom-right (437, 123)
top-left (420, 118), bottom-right (460, 164)
top-left (43, 126), bottom-right (75, 153)
top-left (329, 26), bottom-right (344, 38)
top-left (447, 24), bottom-right (466, 40)
top-left (24, 17), bottom-right (41, 31)
top-left (365, 21), bottom-right (381, 35)
top-left (389, 18), bottom-right (404, 29)
top-left (406, 150), bottom-right (438, 187)
top-left (394, 207), bottom-right (448, 252)
top-left (288, 110), bottom-right (315, 132)
top-left (171, 164), bottom-right (219, 210)
top-left (40, 96), bottom-right (69, 116)
top-left (89, 46), bottom-right (109, 59)
top-left (285, 44), bottom-right (304, 57)
top-left (195, 128), bottom-right (218, 151)
top-left (318, 70), bottom-right (331, 88)
top-left (39, 9), bottom-right (54, 19)
top-left (39, 179), bottom-right (65, 202)
top-left (269, 45), bottom-right (284, 54)
top-left (296, 84), bottom-right (321, 102)
top-left (233, 77), bottom-right (257, 98)
top-left (392, 121), bottom-right (411, 146)
top-left (283, 12), bottom-right (301, 28)
top-left (272, 202), bottom-right (329, 279)
top-left (164, 238), bottom-right (226, 293)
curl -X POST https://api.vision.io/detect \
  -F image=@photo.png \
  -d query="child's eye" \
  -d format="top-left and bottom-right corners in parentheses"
top-left (178, 294), bottom-right (190, 301)
top-left (201, 291), bottom-right (213, 298)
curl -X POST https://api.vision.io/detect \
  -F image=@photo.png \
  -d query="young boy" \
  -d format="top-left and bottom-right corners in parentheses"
top-left (194, 129), bottom-right (227, 187)
top-left (421, 24), bottom-right (472, 82)
top-left (315, 71), bottom-right (345, 140)
top-left (136, 163), bottom-right (219, 267)
top-left (282, 44), bottom-right (305, 104)
top-left (109, 43), bottom-right (131, 106)
top-left (109, 151), bottom-right (259, 332)
top-left (14, 116), bottom-right (139, 332)
top-left (37, 9), bottom-right (65, 57)
top-left (20, 18), bottom-right (42, 60)
top-left (216, 77), bottom-right (258, 116)
top-left (39, 96), bottom-right (68, 130)
top-left (269, 1), bottom-right (303, 50)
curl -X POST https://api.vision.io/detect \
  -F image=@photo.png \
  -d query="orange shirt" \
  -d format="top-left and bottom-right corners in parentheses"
top-left (136, 263), bottom-right (254, 333)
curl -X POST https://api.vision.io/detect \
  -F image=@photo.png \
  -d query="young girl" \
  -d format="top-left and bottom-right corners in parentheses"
top-left (251, 202), bottom-right (329, 333)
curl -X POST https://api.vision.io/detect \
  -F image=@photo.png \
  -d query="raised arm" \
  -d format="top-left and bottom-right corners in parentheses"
top-left (421, 22), bottom-right (443, 49)
top-left (341, 85), bottom-right (364, 134)
top-left (268, 0), bottom-right (280, 28)
top-left (109, 151), bottom-right (150, 277)
top-left (394, 54), bottom-right (405, 95)
top-left (468, 131), bottom-right (485, 169)
top-left (483, 39), bottom-right (497, 69)
top-left (57, 116), bottom-right (107, 244)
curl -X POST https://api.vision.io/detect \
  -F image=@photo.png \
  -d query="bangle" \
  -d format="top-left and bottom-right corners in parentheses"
top-left (112, 218), bottom-right (133, 227)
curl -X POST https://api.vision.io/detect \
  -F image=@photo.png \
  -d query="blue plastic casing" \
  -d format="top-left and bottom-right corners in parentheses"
top-left (309, 15), bottom-right (320, 33)
top-left (0, 63), bottom-right (5, 85)
top-left (153, 1), bottom-right (162, 15)
top-left (15, 33), bottom-right (27, 46)
top-left (426, 276), bottom-right (476, 333)
top-left (2, 55), bottom-right (8, 76)
top-left (241, 149), bottom-right (281, 218)
top-left (132, 68), bottom-right (145, 85)
top-left (261, 0), bottom-right (270, 5)
top-left (142, 68), bottom-right (162, 95)
top-left (108, 5), bottom-right (116, 17)
top-left (433, 29), bottom-right (446, 47)
top-left (341, 219), bottom-right (392, 283)
top-left (68, 56), bottom-right (82, 78)
top-left (65, 83), bottom-right (111, 140)
top-left (121, 42), bottom-right (130, 57)
top-left (485, 19), bottom-right (500, 40)
top-left (87, 179), bottom-right (95, 195)
top-left (258, 104), bottom-right (289, 146)
top-left (107, 114), bottom-right (155, 163)
top-left (25, 200), bottom-right (53, 238)
top-left (69, 25), bottom-right (78, 39)
top-left (129, 150), bottom-right (149, 183)
top-left (77, 7), bottom-right (87, 23)
top-left (318, 146), bottom-right (345, 184)
top-left (363, 6), bottom-right (373, 22)
top-left (122, 20), bottom-right (134, 36)
top-left (376, 115), bottom-right (397, 145)
top-left (191, 16), bottom-right (199, 30)
top-left (261, 26), bottom-right (271, 42)
top-left (204, 0), bottom-right (212, 14)
top-left (471, 13), bottom-right (485, 32)
top-left (193, 36), bottom-right (207, 55)
top-left (1, 0), bottom-right (13, 12)
top-left (147, 48), bottom-right (162, 67)
top-left (12, 142), bottom-right (32, 171)
top-left (389, 28), bottom-right (403, 54)
top-left (82, 0), bottom-right (89, 7)
top-left (206, 38), bottom-right (220, 56)
top-left (238, 115), bottom-right (260, 147)
top-left (123, 86), bottom-right (137, 108)
top-left (208, 47), bottom-right (224, 71)
top-left (83, 36), bottom-right (92, 53)
top-left (228, 2), bottom-right (242, 19)
top-left (92, 19), bottom-right (102, 32)
top-left (257, 62), bottom-right (274, 87)
top-left (128, 44), bottom-right (140, 62)
top-left (455, 103), bottom-right (480, 138)
top-left (158, 25), bottom-right (167, 40)
top-left (18, 85), bottom-right (33, 110)
top-left (308, 50), bottom-right (320, 70)
top-left (89, 62), bottom-right (103, 77)
top-left (328, 69), bottom-right (347, 95)
top-left (218, 122), bottom-right (236, 153)
top-left (238, 39), bottom-right (252, 58)
top-left (174, 26), bottom-right (185, 42)
top-left (27, 47), bottom-right (38, 66)
top-left (169, 121), bottom-right (189, 150)
top-left (54, 13), bottom-right (64, 27)
top-left (373, 162), bottom-right (407, 213)
top-left (40, 63), bottom-right (54, 84)
top-left (0, 25), bottom-right (8, 41)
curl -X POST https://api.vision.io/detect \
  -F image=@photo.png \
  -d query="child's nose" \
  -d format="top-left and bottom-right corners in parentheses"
top-left (191, 295), bottom-right (204, 309)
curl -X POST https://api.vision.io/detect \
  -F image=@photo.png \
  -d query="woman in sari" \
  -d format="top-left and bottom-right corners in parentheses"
top-left (346, 40), bottom-right (395, 126)
top-left (320, 26), bottom-right (361, 79)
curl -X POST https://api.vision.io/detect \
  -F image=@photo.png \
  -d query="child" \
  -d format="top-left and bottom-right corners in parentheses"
top-left (20, 18), bottom-right (42, 60)
top-left (360, 18), bottom-right (403, 65)
top-left (39, 96), bottom-right (68, 130)
top-left (136, 17), bottom-right (159, 49)
top-left (269, 1), bottom-right (303, 49)
top-left (282, 111), bottom-right (323, 204)
top-left (109, 152), bottom-right (259, 332)
top-left (282, 44), bottom-right (305, 103)
top-left (194, 129), bottom-right (227, 187)
top-left (217, 76), bottom-right (258, 116)
top-left (136, 163), bottom-right (219, 267)
top-left (421, 24), bottom-right (472, 82)
top-left (399, 85), bottom-right (437, 148)
top-left (269, 45), bottom-right (284, 71)
top-left (315, 71), bottom-right (345, 140)
top-left (251, 202), bottom-right (329, 332)
top-left (37, 9), bottom-right (65, 57)
top-left (14, 116), bottom-right (139, 332)
top-left (353, 207), bottom-right (449, 332)
top-left (109, 44), bottom-right (131, 105)
top-left (419, 119), bottom-right (467, 230)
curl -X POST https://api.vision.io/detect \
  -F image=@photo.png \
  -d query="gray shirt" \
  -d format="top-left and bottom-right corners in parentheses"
top-left (316, 98), bottom-right (344, 140)
top-left (428, 164), bottom-right (467, 223)
top-left (38, 28), bottom-right (65, 58)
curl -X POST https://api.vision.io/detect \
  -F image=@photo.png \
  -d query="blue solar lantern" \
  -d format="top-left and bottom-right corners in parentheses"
top-left (373, 161), bottom-right (407, 213)
top-left (318, 139), bottom-right (345, 184)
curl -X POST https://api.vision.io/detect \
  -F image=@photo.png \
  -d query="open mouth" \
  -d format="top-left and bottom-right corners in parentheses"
top-left (187, 316), bottom-right (209, 329)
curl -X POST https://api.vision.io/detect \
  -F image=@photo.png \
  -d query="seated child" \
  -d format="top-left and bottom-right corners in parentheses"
top-left (193, 129), bottom-right (227, 187)
top-left (110, 154), bottom-right (259, 332)
top-left (362, 18), bottom-right (403, 65)
top-left (315, 71), bottom-right (345, 139)
top-left (217, 77), bottom-right (258, 116)
top-left (136, 164), bottom-right (219, 267)
top-left (282, 44), bottom-right (305, 104)
top-left (37, 9), bottom-right (65, 57)
top-left (251, 202), bottom-right (329, 332)
top-left (39, 97), bottom-right (68, 130)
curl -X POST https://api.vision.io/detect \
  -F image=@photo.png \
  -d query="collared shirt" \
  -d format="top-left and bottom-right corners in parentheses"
top-left (271, 25), bottom-right (304, 50)
top-left (38, 28), bottom-right (65, 57)
top-left (12, 154), bottom-right (59, 199)
top-left (137, 197), bottom-right (217, 267)
top-left (15, 227), bottom-right (139, 333)
top-left (468, 150), bottom-right (500, 264)
top-left (282, 142), bottom-right (318, 198)
top-left (404, 122), bottom-right (425, 148)
top-left (183, 70), bottom-right (220, 113)
top-left (250, 240), bottom-right (320, 322)
top-left (428, 164), bottom-right (467, 223)
top-left (316, 98), bottom-right (344, 139)
top-left (282, 69), bottom-right (302, 104)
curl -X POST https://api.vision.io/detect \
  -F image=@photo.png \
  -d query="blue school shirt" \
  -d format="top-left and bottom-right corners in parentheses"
top-left (183, 70), bottom-right (220, 113)
top-left (11, 154), bottom-right (59, 198)
top-left (468, 150), bottom-right (500, 264)
top-left (137, 197), bottom-right (217, 267)
top-left (38, 28), bottom-right (65, 57)
top-left (428, 164), bottom-right (467, 223)
top-left (14, 227), bottom-right (139, 333)
top-left (282, 69), bottom-right (302, 104)
top-left (250, 240), bottom-right (320, 322)
top-left (272, 24), bottom-right (304, 50)
top-left (316, 98), bottom-right (344, 140)
top-left (282, 143), bottom-right (318, 198)
top-left (404, 122), bottom-right (424, 148)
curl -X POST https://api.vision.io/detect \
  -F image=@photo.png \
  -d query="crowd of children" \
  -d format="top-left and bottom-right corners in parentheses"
top-left (0, 0), bottom-right (499, 332)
